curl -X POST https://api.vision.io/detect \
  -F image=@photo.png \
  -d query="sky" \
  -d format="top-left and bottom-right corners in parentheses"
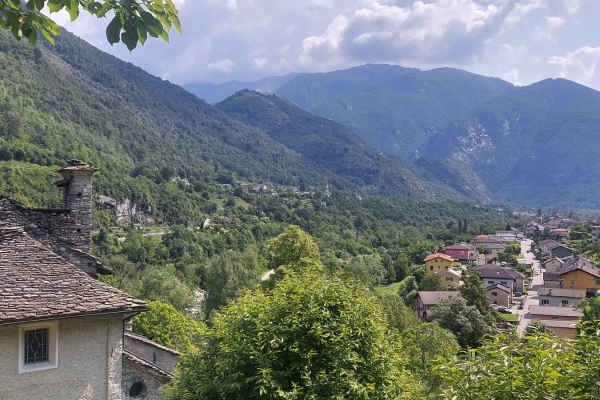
top-left (50, 0), bottom-right (600, 91)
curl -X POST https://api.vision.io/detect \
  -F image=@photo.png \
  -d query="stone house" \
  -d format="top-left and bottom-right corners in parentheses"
top-left (486, 284), bottom-right (511, 307)
top-left (542, 257), bottom-right (564, 273)
top-left (415, 291), bottom-right (456, 321)
top-left (435, 268), bottom-right (462, 289)
top-left (529, 306), bottom-right (583, 338)
top-left (526, 221), bottom-right (544, 237)
top-left (537, 288), bottom-right (586, 307)
top-left (0, 160), bottom-right (178, 399)
top-left (543, 272), bottom-right (562, 288)
top-left (424, 253), bottom-right (455, 273)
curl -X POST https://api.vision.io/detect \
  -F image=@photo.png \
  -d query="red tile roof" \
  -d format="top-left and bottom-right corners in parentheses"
top-left (424, 253), bottom-right (455, 262)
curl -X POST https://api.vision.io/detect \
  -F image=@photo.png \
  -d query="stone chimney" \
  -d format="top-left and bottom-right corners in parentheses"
top-left (55, 160), bottom-right (99, 252)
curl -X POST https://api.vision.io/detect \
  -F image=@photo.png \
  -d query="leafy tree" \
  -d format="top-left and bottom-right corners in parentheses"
top-left (378, 295), bottom-right (420, 334)
top-left (397, 275), bottom-right (419, 308)
top-left (393, 254), bottom-right (410, 282)
top-left (430, 295), bottom-right (490, 348)
top-left (266, 224), bottom-right (320, 270)
top-left (459, 270), bottom-right (493, 316)
top-left (139, 266), bottom-right (195, 312)
top-left (524, 320), bottom-right (555, 336)
top-left (166, 271), bottom-right (423, 399)
top-left (576, 297), bottom-right (600, 321)
top-left (419, 272), bottom-right (445, 291)
top-left (348, 254), bottom-right (385, 289)
top-left (133, 301), bottom-right (204, 353)
top-left (0, 0), bottom-right (180, 49)
top-left (402, 323), bottom-right (459, 396)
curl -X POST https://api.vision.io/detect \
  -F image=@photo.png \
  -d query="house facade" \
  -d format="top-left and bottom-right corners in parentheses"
top-left (0, 160), bottom-right (177, 400)
top-left (415, 291), bottom-right (456, 321)
top-left (435, 268), bottom-right (462, 289)
top-left (542, 257), bottom-right (564, 273)
top-left (424, 253), bottom-right (455, 273)
top-left (592, 226), bottom-right (600, 244)
top-left (559, 265), bottom-right (600, 293)
top-left (537, 288), bottom-right (586, 307)
top-left (486, 284), bottom-right (511, 307)
top-left (473, 264), bottom-right (525, 294)
top-left (529, 306), bottom-right (583, 338)
top-left (444, 243), bottom-right (476, 261)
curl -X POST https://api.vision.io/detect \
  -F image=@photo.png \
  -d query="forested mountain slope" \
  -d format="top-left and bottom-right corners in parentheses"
top-left (423, 79), bottom-right (600, 209)
top-left (275, 68), bottom-right (515, 159)
top-left (217, 90), bottom-right (481, 200)
top-left (0, 29), bottom-right (470, 220)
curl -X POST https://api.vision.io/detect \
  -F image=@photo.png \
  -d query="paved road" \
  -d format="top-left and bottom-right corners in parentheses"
top-left (517, 239), bottom-right (544, 334)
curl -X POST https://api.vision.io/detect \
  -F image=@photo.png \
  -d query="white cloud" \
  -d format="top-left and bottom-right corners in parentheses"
top-left (548, 46), bottom-right (600, 84)
top-left (533, 15), bottom-right (565, 41)
top-left (207, 58), bottom-right (236, 73)
top-left (253, 58), bottom-right (269, 69)
top-left (298, 0), bottom-right (515, 69)
top-left (500, 43), bottom-right (526, 61)
top-left (502, 68), bottom-right (521, 85)
top-left (503, 0), bottom-right (545, 27)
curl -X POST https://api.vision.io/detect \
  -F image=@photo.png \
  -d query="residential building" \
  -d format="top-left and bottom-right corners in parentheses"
top-left (550, 228), bottom-right (570, 242)
top-left (424, 253), bottom-right (455, 273)
top-left (542, 257), bottom-right (564, 273)
top-left (486, 284), bottom-right (512, 307)
top-left (558, 264), bottom-right (600, 294)
top-left (0, 160), bottom-right (178, 399)
top-left (473, 264), bottom-right (525, 293)
top-left (543, 272), bottom-right (562, 288)
top-left (537, 288), bottom-right (586, 307)
top-left (526, 221), bottom-right (544, 237)
top-left (435, 268), bottom-right (462, 289)
top-left (478, 242), bottom-right (506, 257)
top-left (444, 243), bottom-right (476, 261)
top-left (529, 306), bottom-right (583, 338)
top-left (415, 291), bottom-right (457, 321)
top-left (545, 242), bottom-right (573, 259)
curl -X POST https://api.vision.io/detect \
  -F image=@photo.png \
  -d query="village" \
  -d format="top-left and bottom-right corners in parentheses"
top-left (417, 217), bottom-right (600, 338)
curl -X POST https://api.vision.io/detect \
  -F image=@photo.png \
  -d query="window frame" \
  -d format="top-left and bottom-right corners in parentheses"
top-left (18, 321), bottom-right (59, 373)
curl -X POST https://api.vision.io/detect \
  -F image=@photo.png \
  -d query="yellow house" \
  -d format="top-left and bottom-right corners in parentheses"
top-left (424, 253), bottom-right (455, 273)
top-left (559, 265), bottom-right (600, 291)
top-left (436, 268), bottom-right (462, 289)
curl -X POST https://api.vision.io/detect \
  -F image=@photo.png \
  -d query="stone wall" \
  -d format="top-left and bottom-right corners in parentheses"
top-left (0, 314), bottom-right (124, 400)
top-left (122, 354), bottom-right (170, 400)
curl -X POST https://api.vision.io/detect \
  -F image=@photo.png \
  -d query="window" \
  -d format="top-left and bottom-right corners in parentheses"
top-left (561, 300), bottom-right (569, 306)
top-left (19, 321), bottom-right (58, 373)
top-left (430, 266), bottom-right (433, 271)
top-left (446, 277), bottom-right (453, 281)
top-left (488, 281), bottom-right (495, 285)
top-left (500, 281), bottom-right (507, 286)
top-left (595, 276), bottom-right (600, 285)
top-left (491, 292), bottom-right (498, 296)
top-left (540, 299), bottom-right (550, 305)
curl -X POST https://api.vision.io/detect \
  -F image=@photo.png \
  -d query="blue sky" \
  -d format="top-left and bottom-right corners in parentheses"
top-left (51, 0), bottom-right (600, 90)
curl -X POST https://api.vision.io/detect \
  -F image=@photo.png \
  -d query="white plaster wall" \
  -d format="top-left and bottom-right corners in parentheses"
top-left (0, 314), bottom-right (123, 400)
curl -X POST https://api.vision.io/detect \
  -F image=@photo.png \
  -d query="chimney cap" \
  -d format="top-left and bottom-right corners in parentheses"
top-left (56, 159), bottom-right (100, 173)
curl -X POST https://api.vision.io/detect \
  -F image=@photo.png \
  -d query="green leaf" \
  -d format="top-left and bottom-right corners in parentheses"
top-left (96, 2), bottom-right (112, 17)
top-left (106, 15), bottom-right (122, 44)
top-left (23, 23), bottom-right (38, 44)
top-left (47, 0), bottom-right (64, 13)
top-left (121, 20), bottom-right (138, 50)
top-left (66, 0), bottom-right (79, 21)
top-left (136, 21), bottom-right (147, 45)
top-left (34, 0), bottom-right (45, 10)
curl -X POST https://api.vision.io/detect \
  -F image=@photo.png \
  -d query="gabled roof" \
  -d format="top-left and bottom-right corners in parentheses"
top-left (543, 272), bottom-right (561, 282)
top-left (473, 264), bottom-right (518, 280)
top-left (475, 234), bottom-right (489, 240)
top-left (537, 288), bottom-right (586, 298)
top-left (0, 227), bottom-right (147, 325)
top-left (486, 283), bottom-right (511, 293)
top-left (529, 306), bottom-right (583, 318)
top-left (445, 243), bottom-right (476, 250)
top-left (558, 264), bottom-right (600, 278)
top-left (479, 242), bottom-right (506, 249)
top-left (417, 291), bottom-right (456, 305)
top-left (435, 268), bottom-right (462, 278)
top-left (539, 239), bottom-right (559, 246)
top-left (537, 319), bottom-right (578, 329)
top-left (547, 242), bottom-right (571, 251)
top-left (424, 253), bottom-right (455, 262)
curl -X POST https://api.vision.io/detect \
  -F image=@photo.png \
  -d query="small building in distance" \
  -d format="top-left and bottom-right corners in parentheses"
top-left (558, 264), bottom-right (600, 294)
top-left (529, 306), bottom-right (583, 338)
top-left (592, 225), bottom-right (600, 244)
top-left (486, 284), bottom-right (512, 308)
top-left (537, 288), bottom-right (586, 307)
top-left (435, 268), bottom-right (462, 289)
top-left (543, 272), bottom-right (562, 288)
top-left (473, 264), bottom-right (525, 294)
top-left (424, 253), bottom-right (455, 273)
top-left (444, 243), bottom-right (476, 261)
top-left (415, 291), bottom-right (457, 322)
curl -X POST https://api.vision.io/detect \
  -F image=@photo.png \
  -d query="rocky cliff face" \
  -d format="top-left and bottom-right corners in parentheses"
top-left (96, 195), bottom-right (154, 226)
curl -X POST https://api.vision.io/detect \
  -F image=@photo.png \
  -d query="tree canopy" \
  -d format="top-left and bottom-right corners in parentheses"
top-left (0, 0), bottom-right (180, 49)
top-left (430, 295), bottom-right (490, 348)
top-left (165, 271), bottom-right (423, 399)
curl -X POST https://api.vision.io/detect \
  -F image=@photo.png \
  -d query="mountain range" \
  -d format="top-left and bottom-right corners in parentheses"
top-left (186, 65), bottom-right (600, 209)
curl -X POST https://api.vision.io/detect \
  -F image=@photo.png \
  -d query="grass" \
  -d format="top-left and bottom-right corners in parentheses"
top-left (500, 313), bottom-right (519, 321)
top-left (374, 282), bottom-right (402, 296)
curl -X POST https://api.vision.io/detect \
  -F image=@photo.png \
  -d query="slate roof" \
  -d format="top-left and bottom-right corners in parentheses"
top-left (537, 320), bottom-right (578, 329)
top-left (424, 253), bottom-right (455, 262)
top-left (529, 306), bottom-right (583, 318)
top-left (558, 264), bottom-right (600, 278)
top-left (417, 291), bottom-right (456, 305)
top-left (473, 265), bottom-right (516, 280)
top-left (486, 283), bottom-right (511, 293)
top-left (444, 243), bottom-right (476, 250)
top-left (0, 226), bottom-right (147, 325)
top-left (537, 288), bottom-right (586, 298)
top-left (547, 242), bottom-right (571, 251)
top-left (543, 272), bottom-right (561, 282)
